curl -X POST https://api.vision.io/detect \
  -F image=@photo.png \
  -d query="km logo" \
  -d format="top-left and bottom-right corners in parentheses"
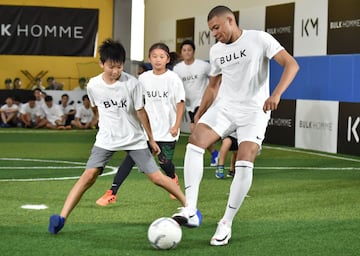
top-left (301, 18), bottom-right (319, 37)
top-left (347, 116), bottom-right (360, 143)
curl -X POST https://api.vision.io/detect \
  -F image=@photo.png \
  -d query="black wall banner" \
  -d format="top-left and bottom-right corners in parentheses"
top-left (264, 99), bottom-right (296, 147)
top-left (0, 5), bottom-right (98, 56)
top-left (327, 0), bottom-right (360, 54)
top-left (337, 102), bottom-right (360, 156)
top-left (265, 3), bottom-right (295, 55)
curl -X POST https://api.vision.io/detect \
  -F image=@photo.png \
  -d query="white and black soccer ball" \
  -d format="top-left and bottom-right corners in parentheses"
top-left (148, 217), bottom-right (182, 250)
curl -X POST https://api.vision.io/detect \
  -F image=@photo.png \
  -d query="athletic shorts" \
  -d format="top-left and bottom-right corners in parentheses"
top-left (199, 103), bottom-right (270, 147)
top-left (188, 106), bottom-right (199, 123)
top-left (86, 146), bottom-right (159, 174)
top-left (226, 136), bottom-right (238, 151)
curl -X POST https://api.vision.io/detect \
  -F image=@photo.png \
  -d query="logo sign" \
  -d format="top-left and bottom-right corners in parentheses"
top-left (337, 102), bottom-right (360, 156)
top-left (327, 0), bottom-right (360, 54)
top-left (264, 99), bottom-right (296, 146)
top-left (265, 3), bottom-right (295, 55)
top-left (293, 0), bottom-right (327, 56)
top-left (295, 100), bottom-right (339, 153)
top-left (0, 5), bottom-right (98, 56)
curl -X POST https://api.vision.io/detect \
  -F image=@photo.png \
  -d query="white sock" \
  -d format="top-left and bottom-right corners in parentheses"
top-left (184, 143), bottom-right (205, 211)
top-left (222, 160), bottom-right (253, 225)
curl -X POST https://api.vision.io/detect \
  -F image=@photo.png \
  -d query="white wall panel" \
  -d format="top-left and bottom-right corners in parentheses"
top-left (295, 99), bottom-right (338, 153)
top-left (293, 0), bottom-right (328, 56)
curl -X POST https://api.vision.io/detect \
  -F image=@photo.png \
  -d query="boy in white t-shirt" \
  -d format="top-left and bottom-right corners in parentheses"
top-left (19, 95), bottom-right (47, 128)
top-left (48, 39), bottom-right (186, 235)
top-left (0, 96), bottom-right (19, 127)
top-left (96, 42), bottom-right (185, 205)
top-left (71, 94), bottom-right (97, 129)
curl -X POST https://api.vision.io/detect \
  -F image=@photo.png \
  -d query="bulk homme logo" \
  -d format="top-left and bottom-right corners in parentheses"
top-left (0, 23), bottom-right (84, 39)
top-left (347, 116), bottom-right (360, 143)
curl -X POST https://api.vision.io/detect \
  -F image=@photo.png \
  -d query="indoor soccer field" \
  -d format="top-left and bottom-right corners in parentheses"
top-left (0, 129), bottom-right (359, 256)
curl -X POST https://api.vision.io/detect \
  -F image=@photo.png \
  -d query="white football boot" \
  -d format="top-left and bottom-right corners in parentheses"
top-left (210, 220), bottom-right (232, 246)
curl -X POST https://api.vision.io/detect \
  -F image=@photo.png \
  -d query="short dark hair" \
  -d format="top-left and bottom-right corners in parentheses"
top-left (207, 5), bottom-right (234, 21)
top-left (44, 95), bottom-right (53, 102)
top-left (180, 40), bottom-right (196, 51)
top-left (82, 94), bottom-right (89, 101)
top-left (79, 77), bottom-right (86, 83)
top-left (99, 39), bottom-right (126, 64)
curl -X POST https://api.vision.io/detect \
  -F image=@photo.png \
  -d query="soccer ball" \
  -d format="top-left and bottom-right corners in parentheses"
top-left (148, 217), bottom-right (182, 249)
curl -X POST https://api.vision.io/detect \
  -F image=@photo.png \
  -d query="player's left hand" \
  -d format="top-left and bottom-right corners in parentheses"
top-left (170, 126), bottom-right (178, 137)
top-left (149, 139), bottom-right (161, 155)
top-left (263, 94), bottom-right (280, 113)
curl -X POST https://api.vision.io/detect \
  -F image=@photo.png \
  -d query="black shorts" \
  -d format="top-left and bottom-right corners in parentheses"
top-left (228, 136), bottom-right (238, 151)
top-left (188, 106), bottom-right (199, 123)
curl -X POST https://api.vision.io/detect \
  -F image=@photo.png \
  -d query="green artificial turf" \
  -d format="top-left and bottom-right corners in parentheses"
top-left (0, 129), bottom-right (359, 256)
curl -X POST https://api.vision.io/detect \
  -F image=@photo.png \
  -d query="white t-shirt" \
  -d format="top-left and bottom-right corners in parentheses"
top-left (19, 103), bottom-right (44, 121)
top-left (0, 103), bottom-right (19, 117)
top-left (139, 70), bottom-right (185, 141)
top-left (87, 72), bottom-right (148, 151)
top-left (42, 104), bottom-right (64, 125)
top-left (75, 104), bottom-right (94, 123)
top-left (60, 104), bottom-right (75, 115)
top-left (209, 29), bottom-right (283, 113)
top-left (173, 59), bottom-right (210, 111)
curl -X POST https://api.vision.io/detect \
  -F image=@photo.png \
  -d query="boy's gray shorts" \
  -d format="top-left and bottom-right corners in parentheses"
top-left (86, 146), bottom-right (159, 174)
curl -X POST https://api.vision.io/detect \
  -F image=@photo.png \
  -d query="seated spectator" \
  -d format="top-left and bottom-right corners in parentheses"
top-left (71, 95), bottom-right (97, 129)
top-left (33, 88), bottom-right (46, 108)
top-left (215, 133), bottom-right (238, 179)
top-left (4, 78), bottom-right (12, 89)
top-left (42, 95), bottom-right (69, 129)
top-left (73, 77), bottom-right (87, 91)
top-left (46, 76), bottom-right (63, 90)
top-left (19, 95), bottom-right (47, 128)
top-left (31, 77), bottom-right (46, 91)
top-left (0, 96), bottom-right (19, 127)
top-left (13, 78), bottom-right (22, 90)
top-left (59, 93), bottom-right (76, 126)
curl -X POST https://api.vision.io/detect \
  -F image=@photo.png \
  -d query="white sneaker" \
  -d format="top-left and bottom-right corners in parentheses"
top-left (172, 207), bottom-right (202, 228)
top-left (210, 220), bottom-right (232, 246)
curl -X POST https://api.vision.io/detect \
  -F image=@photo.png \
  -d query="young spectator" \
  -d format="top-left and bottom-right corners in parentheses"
top-left (173, 39), bottom-right (219, 166)
top-left (46, 76), bottom-right (63, 90)
top-left (0, 96), bottom-right (19, 127)
top-left (13, 78), bottom-right (22, 90)
top-left (42, 95), bottom-right (67, 129)
top-left (137, 62), bottom-right (151, 76)
top-left (215, 133), bottom-right (238, 179)
top-left (96, 42), bottom-right (185, 205)
top-left (31, 77), bottom-right (46, 91)
top-left (33, 88), bottom-right (46, 110)
top-left (48, 39), bottom-right (186, 235)
top-left (59, 94), bottom-right (76, 126)
top-left (73, 77), bottom-right (87, 91)
top-left (71, 94), bottom-right (97, 129)
top-left (4, 78), bottom-right (12, 89)
top-left (19, 95), bottom-right (47, 128)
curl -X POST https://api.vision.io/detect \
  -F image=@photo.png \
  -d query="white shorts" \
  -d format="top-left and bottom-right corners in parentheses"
top-left (199, 103), bottom-right (270, 147)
